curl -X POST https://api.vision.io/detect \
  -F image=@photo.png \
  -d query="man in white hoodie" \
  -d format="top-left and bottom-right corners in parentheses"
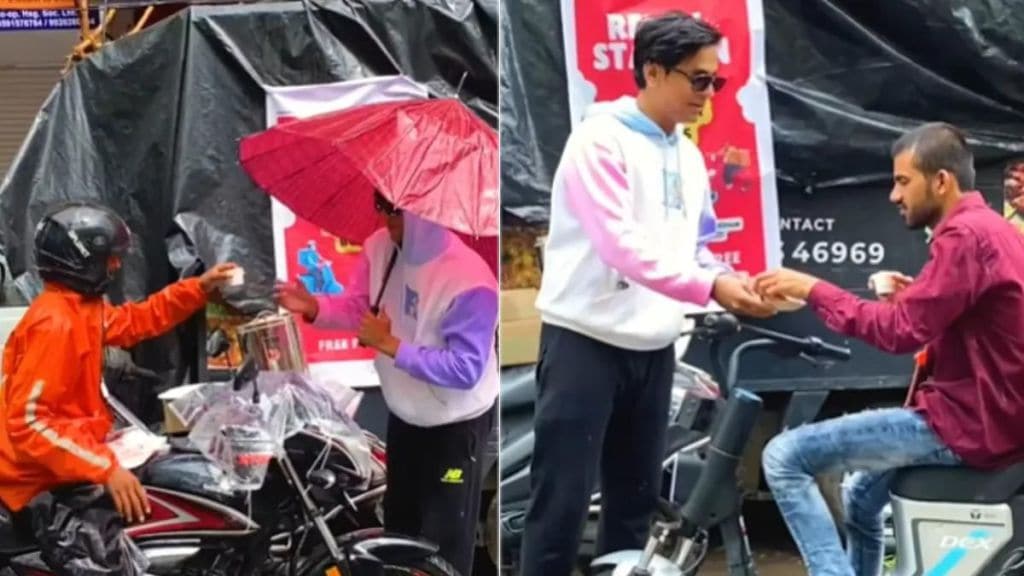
top-left (520, 11), bottom-right (775, 575)
top-left (275, 193), bottom-right (498, 575)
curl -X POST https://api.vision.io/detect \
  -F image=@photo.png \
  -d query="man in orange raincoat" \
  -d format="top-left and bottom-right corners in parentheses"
top-left (0, 201), bottom-right (237, 525)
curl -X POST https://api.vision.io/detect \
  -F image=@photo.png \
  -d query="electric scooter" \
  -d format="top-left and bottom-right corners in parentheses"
top-left (886, 367), bottom-right (1024, 576)
top-left (591, 312), bottom-right (853, 575)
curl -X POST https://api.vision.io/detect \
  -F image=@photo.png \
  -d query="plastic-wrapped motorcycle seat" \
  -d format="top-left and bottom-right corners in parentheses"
top-left (23, 484), bottom-right (149, 576)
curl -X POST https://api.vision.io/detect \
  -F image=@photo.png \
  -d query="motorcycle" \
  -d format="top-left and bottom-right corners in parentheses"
top-left (0, 349), bottom-right (460, 576)
top-left (590, 312), bottom-right (852, 575)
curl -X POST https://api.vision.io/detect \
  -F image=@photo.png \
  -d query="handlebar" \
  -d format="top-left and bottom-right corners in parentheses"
top-left (683, 312), bottom-right (852, 397)
top-left (743, 324), bottom-right (852, 362)
top-left (685, 312), bottom-right (851, 362)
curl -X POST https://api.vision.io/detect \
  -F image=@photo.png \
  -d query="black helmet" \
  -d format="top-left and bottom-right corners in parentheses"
top-left (34, 201), bottom-right (131, 296)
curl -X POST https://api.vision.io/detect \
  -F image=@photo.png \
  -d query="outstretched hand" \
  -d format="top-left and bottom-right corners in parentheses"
top-left (274, 278), bottom-right (319, 321)
top-left (711, 274), bottom-right (776, 319)
top-left (753, 268), bottom-right (820, 301)
top-left (198, 262), bottom-right (238, 294)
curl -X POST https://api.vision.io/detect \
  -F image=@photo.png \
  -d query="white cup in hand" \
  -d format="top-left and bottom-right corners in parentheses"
top-left (228, 267), bottom-right (245, 287)
top-left (868, 271), bottom-right (910, 299)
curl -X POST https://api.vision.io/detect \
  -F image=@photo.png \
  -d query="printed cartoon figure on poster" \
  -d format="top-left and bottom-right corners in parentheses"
top-left (561, 0), bottom-right (781, 278)
top-left (297, 239), bottom-right (344, 295)
top-left (282, 216), bottom-right (374, 365)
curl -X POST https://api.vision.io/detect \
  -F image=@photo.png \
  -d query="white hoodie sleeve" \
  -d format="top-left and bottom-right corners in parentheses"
top-left (559, 134), bottom-right (722, 305)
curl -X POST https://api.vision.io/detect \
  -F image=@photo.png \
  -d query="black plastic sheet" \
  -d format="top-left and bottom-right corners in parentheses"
top-left (498, 0), bottom-right (570, 224)
top-left (25, 485), bottom-right (147, 576)
top-left (0, 0), bottom-right (497, 406)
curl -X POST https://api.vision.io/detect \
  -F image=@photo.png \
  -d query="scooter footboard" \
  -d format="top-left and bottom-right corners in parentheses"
top-left (590, 550), bottom-right (685, 576)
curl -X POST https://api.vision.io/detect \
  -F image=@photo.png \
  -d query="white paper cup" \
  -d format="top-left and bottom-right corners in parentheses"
top-left (868, 271), bottom-right (898, 297)
top-left (228, 267), bottom-right (245, 286)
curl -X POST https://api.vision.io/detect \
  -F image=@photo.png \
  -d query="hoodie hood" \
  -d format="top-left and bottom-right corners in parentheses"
top-left (399, 212), bottom-right (452, 266)
top-left (584, 96), bottom-right (679, 148)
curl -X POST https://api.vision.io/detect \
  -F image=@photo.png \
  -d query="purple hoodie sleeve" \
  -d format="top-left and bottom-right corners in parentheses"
top-left (310, 253), bottom-right (371, 331)
top-left (393, 286), bottom-right (497, 390)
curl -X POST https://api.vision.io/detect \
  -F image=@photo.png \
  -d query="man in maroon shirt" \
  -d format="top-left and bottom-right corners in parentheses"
top-left (754, 122), bottom-right (1024, 576)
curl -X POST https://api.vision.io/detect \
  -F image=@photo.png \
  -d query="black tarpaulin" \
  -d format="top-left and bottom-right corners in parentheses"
top-left (0, 0), bottom-right (497, 413)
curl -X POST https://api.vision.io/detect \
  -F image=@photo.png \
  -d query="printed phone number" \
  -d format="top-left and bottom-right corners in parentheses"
top-left (0, 17), bottom-right (78, 28)
top-left (782, 241), bottom-right (885, 265)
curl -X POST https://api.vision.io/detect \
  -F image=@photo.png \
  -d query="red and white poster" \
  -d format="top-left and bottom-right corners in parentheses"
top-left (264, 76), bottom-right (430, 387)
top-left (560, 0), bottom-right (781, 276)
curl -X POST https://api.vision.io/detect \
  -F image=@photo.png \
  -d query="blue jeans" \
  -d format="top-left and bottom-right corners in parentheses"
top-left (762, 408), bottom-right (960, 576)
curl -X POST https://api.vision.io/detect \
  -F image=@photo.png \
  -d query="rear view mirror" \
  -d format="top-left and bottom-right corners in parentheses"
top-left (207, 328), bottom-right (230, 359)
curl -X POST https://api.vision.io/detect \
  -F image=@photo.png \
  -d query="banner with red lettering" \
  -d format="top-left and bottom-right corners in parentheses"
top-left (560, 0), bottom-right (781, 277)
top-left (264, 76), bottom-right (430, 387)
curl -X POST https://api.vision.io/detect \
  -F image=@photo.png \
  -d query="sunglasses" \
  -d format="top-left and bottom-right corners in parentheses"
top-left (374, 195), bottom-right (401, 216)
top-left (672, 68), bottom-right (727, 93)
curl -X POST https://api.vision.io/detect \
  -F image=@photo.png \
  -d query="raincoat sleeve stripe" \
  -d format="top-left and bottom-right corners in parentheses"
top-left (25, 380), bottom-right (112, 470)
top-left (4, 322), bottom-right (116, 483)
top-left (103, 278), bottom-right (208, 349)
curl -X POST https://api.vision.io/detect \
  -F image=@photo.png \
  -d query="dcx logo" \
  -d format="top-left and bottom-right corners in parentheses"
top-left (940, 535), bottom-right (994, 550)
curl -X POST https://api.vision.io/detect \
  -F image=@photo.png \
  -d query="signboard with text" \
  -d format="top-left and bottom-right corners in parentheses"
top-left (0, 9), bottom-right (94, 30)
top-left (560, 0), bottom-right (781, 279)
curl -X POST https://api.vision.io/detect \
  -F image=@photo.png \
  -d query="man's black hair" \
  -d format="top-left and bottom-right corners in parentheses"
top-left (632, 11), bottom-right (722, 88)
top-left (891, 122), bottom-right (976, 190)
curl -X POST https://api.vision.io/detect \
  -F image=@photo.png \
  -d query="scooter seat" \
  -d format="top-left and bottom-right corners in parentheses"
top-left (892, 461), bottom-right (1024, 504)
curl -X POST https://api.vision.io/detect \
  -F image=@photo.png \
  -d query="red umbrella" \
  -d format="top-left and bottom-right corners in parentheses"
top-left (239, 98), bottom-right (498, 245)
